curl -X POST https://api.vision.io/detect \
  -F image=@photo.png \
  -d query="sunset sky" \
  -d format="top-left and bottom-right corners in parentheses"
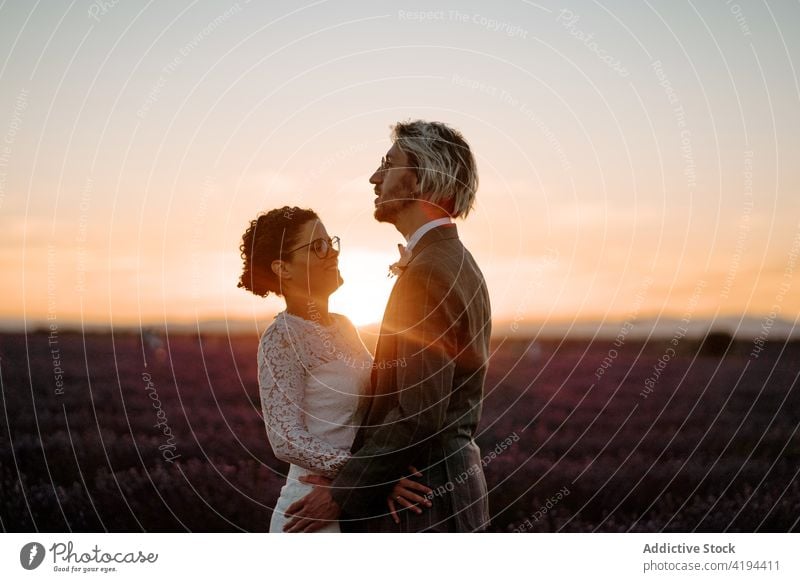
top-left (1, 0), bottom-right (798, 336)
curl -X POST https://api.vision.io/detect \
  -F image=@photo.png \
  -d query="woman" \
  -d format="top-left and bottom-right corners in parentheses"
top-left (238, 206), bottom-right (428, 532)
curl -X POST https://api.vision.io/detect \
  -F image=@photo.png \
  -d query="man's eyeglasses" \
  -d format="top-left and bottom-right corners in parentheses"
top-left (283, 236), bottom-right (340, 259)
top-left (378, 155), bottom-right (415, 175)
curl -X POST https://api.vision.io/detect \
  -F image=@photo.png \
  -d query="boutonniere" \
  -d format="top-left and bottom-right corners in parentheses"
top-left (388, 243), bottom-right (412, 278)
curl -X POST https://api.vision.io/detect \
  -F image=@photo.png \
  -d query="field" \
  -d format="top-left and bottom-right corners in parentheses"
top-left (1, 329), bottom-right (798, 532)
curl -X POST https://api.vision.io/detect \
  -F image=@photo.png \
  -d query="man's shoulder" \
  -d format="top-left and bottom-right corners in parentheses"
top-left (397, 249), bottom-right (485, 311)
top-left (411, 236), bottom-right (480, 277)
top-left (403, 246), bottom-right (458, 286)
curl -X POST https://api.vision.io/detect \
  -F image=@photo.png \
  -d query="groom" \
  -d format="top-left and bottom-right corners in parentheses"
top-left (284, 120), bottom-right (492, 532)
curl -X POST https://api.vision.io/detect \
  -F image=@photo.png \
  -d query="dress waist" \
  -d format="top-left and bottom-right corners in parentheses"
top-left (286, 463), bottom-right (326, 481)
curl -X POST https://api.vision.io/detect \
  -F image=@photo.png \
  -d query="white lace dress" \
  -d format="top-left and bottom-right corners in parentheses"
top-left (258, 311), bottom-right (372, 533)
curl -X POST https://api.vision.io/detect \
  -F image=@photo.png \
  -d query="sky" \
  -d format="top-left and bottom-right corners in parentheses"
top-left (1, 0), bottom-right (799, 336)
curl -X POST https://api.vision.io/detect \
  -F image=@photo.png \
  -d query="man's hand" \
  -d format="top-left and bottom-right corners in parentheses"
top-left (283, 475), bottom-right (340, 533)
top-left (387, 466), bottom-right (433, 524)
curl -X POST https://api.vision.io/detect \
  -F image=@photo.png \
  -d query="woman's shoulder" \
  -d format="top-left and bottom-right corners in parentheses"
top-left (259, 311), bottom-right (358, 346)
top-left (259, 310), bottom-right (346, 349)
top-left (259, 312), bottom-right (300, 350)
top-left (330, 312), bottom-right (355, 329)
top-left (332, 312), bottom-right (368, 338)
top-left (330, 313), bottom-right (371, 354)
top-left (257, 313), bottom-right (312, 376)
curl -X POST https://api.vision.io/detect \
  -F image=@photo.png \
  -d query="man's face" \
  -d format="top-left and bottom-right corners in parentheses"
top-left (369, 142), bottom-right (418, 224)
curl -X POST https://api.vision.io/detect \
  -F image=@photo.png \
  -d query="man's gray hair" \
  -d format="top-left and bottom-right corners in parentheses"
top-left (391, 120), bottom-right (478, 218)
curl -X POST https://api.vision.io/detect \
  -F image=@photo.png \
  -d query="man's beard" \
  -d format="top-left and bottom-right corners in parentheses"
top-left (374, 175), bottom-right (416, 223)
top-left (374, 197), bottom-right (413, 223)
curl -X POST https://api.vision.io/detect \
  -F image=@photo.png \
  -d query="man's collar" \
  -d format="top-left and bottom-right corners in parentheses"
top-left (405, 217), bottom-right (453, 253)
top-left (409, 222), bottom-right (459, 259)
top-left (388, 222), bottom-right (458, 278)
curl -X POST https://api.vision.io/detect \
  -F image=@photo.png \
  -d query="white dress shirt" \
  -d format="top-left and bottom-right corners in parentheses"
top-left (404, 217), bottom-right (453, 254)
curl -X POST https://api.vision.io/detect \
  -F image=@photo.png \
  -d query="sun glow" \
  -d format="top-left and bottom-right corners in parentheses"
top-left (330, 249), bottom-right (397, 326)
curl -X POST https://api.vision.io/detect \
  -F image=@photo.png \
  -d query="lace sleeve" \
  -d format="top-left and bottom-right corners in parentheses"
top-left (257, 322), bottom-right (351, 478)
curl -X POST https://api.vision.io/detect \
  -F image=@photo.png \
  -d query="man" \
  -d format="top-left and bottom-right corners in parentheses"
top-left (284, 120), bottom-right (492, 532)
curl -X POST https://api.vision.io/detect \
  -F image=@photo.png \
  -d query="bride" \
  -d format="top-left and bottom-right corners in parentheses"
top-left (238, 206), bottom-right (430, 532)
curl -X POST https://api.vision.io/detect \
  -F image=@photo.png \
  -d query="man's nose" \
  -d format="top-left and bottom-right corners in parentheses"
top-left (369, 169), bottom-right (382, 184)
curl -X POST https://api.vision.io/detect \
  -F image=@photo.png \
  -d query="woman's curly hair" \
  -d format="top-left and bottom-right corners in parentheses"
top-left (237, 206), bottom-right (319, 297)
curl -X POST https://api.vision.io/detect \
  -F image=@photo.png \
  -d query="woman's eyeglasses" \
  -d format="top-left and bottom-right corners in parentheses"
top-left (283, 236), bottom-right (340, 259)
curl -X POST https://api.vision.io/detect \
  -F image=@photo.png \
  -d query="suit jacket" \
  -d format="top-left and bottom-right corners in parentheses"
top-left (330, 224), bottom-right (492, 532)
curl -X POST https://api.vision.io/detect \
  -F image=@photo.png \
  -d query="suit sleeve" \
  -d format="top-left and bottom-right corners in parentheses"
top-left (330, 267), bottom-right (459, 516)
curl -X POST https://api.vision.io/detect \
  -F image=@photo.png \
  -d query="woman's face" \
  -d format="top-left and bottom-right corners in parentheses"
top-left (280, 219), bottom-right (342, 298)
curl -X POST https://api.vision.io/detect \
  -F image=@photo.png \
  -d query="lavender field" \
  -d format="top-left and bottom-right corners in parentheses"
top-left (1, 330), bottom-right (798, 532)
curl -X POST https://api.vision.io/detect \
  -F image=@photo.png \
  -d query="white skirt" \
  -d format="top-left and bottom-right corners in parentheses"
top-left (270, 464), bottom-right (340, 533)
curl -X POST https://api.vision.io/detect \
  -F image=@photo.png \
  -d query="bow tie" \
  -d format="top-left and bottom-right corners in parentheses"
top-left (388, 243), bottom-right (413, 278)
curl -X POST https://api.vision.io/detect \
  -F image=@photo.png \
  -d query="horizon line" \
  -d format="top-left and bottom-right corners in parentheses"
top-left (2, 314), bottom-right (797, 341)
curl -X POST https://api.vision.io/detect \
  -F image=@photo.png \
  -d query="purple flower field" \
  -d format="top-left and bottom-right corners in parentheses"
top-left (1, 330), bottom-right (797, 532)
